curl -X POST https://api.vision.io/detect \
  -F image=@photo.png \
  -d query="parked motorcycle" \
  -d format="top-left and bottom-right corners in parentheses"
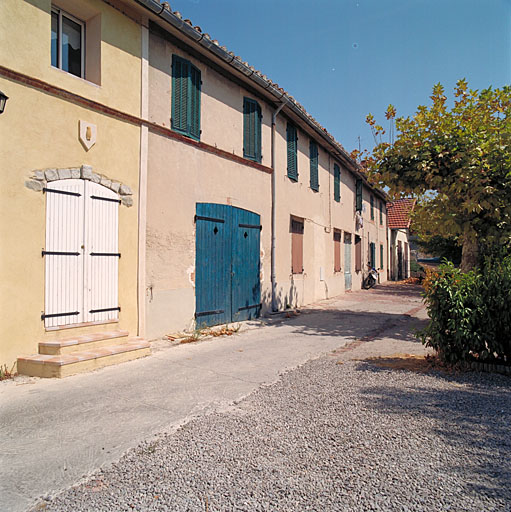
top-left (363, 267), bottom-right (378, 289)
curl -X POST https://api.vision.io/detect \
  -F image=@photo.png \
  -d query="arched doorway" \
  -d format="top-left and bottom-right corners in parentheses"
top-left (43, 179), bottom-right (120, 328)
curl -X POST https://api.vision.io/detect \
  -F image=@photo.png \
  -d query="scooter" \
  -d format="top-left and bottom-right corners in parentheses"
top-left (363, 267), bottom-right (378, 289)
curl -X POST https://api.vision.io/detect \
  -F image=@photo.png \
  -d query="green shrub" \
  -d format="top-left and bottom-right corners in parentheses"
top-left (410, 260), bottom-right (424, 273)
top-left (419, 257), bottom-right (511, 364)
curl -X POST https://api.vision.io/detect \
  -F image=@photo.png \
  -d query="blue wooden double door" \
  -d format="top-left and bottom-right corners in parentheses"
top-left (195, 203), bottom-right (261, 327)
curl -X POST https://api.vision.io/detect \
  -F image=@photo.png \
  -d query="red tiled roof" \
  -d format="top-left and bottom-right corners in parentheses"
top-left (386, 198), bottom-right (415, 229)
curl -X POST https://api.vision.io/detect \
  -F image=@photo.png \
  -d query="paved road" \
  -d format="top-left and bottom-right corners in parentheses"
top-left (0, 283), bottom-right (427, 512)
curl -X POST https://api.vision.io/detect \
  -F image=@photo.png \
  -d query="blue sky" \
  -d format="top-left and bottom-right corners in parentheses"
top-left (169, 0), bottom-right (511, 152)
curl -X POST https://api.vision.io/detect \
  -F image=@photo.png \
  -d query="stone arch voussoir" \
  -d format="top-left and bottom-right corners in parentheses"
top-left (25, 165), bottom-right (133, 207)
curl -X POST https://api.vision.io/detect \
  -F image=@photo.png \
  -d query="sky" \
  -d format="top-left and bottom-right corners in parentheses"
top-left (168, 0), bottom-right (511, 152)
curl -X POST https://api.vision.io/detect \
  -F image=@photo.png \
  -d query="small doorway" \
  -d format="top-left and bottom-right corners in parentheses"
top-left (397, 241), bottom-right (403, 280)
top-left (344, 233), bottom-right (352, 290)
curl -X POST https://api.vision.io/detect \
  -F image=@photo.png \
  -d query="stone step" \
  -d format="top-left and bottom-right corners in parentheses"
top-left (38, 330), bottom-right (130, 355)
top-left (17, 339), bottom-right (150, 378)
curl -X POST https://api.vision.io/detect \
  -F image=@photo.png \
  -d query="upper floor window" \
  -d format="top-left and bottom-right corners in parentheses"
top-left (51, 7), bottom-right (84, 79)
top-left (287, 123), bottom-right (298, 181)
top-left (334, 163), bottom-right (341, 202)
top-left (370, 195), bottom-right (375, 220)
top-left (379, 200), bottom-right (384, 225)
top-left (309, 141), bottom-right (319, 191)
top-left (243, 98), bottom-right (262, 163)
top-left (172, 55), bottom-right (201, 140)
top-left (355, 179), bottom-right (363, 212)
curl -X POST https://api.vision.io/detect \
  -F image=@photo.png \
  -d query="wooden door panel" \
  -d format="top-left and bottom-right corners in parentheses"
top-left (232, 207), bottom-right (261, 322)
top-left (44, 179), bottom-right (85, 328)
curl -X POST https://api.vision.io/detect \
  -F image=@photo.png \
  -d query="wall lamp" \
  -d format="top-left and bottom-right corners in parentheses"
top-left (0, 91), bottom-right (9, 114)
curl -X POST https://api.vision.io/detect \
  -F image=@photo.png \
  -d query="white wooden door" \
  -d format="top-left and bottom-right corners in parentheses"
top-left (44, 180), bottom-right (85, 328)
top-left (84, 182), bottom-right (120, 323)
top-left (44, 180), bottom-right (119, 328)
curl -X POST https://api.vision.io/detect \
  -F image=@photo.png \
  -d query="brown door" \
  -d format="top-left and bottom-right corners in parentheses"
top-left (291, 218), bottom-right (304, 274)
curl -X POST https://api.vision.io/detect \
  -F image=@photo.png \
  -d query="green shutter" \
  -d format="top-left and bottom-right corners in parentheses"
top-left (334, 163), bottom-right (340, 202)
top-left (356, 179), bottom-right (363, 212)
top-left (379, 201), bottom-right (383, 225)
top-left (287, 123), bottom-right (298, 180)
top-left (380, 244), bottom-right (384, 269)
top-left (189, 64), bottom-right (201, 140)
top-left (171, 55), bottom-right (201, 140)
top-left (370, 242), bottom-right (376, 268)
top-left (171, 55), bottom-right (189, 133)
top-left (243, 98), bottom-right (261, 162)
top-left (309, 141), bottom-right (319, 191)
top-left (370, 195), bottom-right (374, 220)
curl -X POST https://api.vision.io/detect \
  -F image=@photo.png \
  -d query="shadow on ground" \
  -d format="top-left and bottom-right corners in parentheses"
top-left (274, 308), bottom-right (428, 344)
top-left (358, 364), bottom-right (511, 499)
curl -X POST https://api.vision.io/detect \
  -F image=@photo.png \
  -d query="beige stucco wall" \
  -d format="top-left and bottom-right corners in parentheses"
top-left (390, 229), bottom-right (410, 280)
top-left (272, 117), bottom-right (388, 308)
top-left (145, 29), bottom-right (274, 339)
top-left (148, 31), bottom-right (272, 168)
top-left (145, 135), bottom-right (271, 339)
top-left (0, 0), bottom-right (142, 367)
top-left (145, 24), bottom-right (388, 332)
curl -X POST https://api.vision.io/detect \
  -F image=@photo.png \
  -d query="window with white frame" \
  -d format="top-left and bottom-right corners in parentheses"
top-left (51, 7), bottom-right (85, 79)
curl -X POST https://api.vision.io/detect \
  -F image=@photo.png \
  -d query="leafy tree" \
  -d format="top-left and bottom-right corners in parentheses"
top-left (415, 235), bottom-right (462, 264)
top-left (356, 80), bottom-right (511, 271)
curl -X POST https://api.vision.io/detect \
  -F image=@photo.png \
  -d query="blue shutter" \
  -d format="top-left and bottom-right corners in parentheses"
top-left (309, 141), bottom-right (319, 191)
top-left (243, 98), bottom-right (261, 163)
top-left (334, 163), bottom-right (340, 202)
top-left (189, 63), bottom-right (201, 140)
top-left (287, 123), bottom-right (298, 181)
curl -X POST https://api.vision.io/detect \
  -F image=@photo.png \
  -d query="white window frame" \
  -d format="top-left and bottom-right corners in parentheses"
top-left (51, 6), bottom-right (85, 79)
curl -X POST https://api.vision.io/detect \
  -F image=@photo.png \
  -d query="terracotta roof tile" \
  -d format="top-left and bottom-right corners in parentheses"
top-left (387, 198), bottom-right (415, 229)
top-left (160, 2), bottom-right (353, 158)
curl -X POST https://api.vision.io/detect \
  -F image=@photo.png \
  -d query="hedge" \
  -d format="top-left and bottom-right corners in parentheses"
top-left (419, 257), bottom-right (511, 364)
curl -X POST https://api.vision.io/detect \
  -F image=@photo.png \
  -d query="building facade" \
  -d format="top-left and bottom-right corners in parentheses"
top-left (387, 198), bottom-right (415, 280)
top-left (0, 0), bottom-right (148, 375)
top-left (1, 0), bottom-right (388, 374)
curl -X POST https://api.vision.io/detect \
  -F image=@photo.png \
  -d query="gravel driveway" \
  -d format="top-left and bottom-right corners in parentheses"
top-left (41, 351), bottom-right (511, 511)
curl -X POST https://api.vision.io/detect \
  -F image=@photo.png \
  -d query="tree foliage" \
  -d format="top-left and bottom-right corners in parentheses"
top-left (355, 80), bottom-right (511, 269)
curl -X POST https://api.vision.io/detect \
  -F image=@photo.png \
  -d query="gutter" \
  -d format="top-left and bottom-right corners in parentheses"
top-left (270, 102), bottom-right (285, 311)
top-left (133, 0), bottom-right (370, 179)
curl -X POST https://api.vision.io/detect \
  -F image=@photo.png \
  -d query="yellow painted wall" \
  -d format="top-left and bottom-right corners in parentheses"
top-left (0, 0), bottom-right (141, 116)
top-left (0, 0), bottom-right (142, 367)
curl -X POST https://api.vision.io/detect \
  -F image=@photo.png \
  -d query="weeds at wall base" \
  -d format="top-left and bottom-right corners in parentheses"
top-left (0, 363), bottom-right (17, 381)
top-left (165, 324), bottom-right (241, 345)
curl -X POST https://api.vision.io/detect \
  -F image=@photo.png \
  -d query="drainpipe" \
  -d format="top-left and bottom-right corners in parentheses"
top-left (271, 102), bottom-right (285, 312)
